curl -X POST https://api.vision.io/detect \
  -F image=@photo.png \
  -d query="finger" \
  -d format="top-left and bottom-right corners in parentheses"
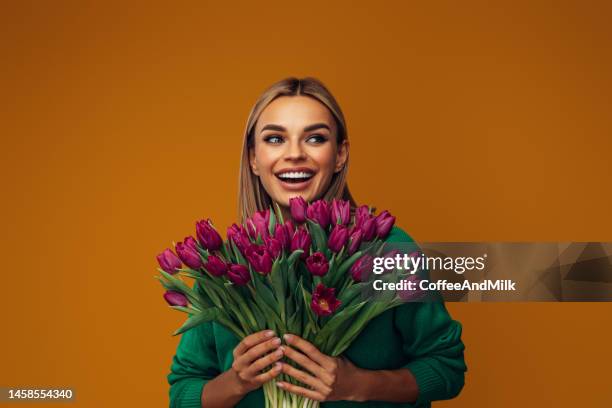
top-left (284, 334), bottom-right (335, 370)
top-left (235, 337), bottom-right (282, 369)
top-left (281, 362), bottom-right (331, 395)
top-left (276, 381), bottom-right (325, 402)
top-left (252, 362), bottom-right (283, 384)
top-left (234, 330), bottom-right (276, 357)
top-left (243, 347), bottom-right (284, 377)
top-left (282, 346), bottom-right (328, 380)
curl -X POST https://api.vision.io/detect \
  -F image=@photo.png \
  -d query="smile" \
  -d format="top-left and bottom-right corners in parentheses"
top-left (276, 170), bottom-right (315, 184)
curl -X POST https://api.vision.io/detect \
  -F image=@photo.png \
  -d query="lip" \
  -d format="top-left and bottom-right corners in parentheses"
top-left (274, 167), bottom-right (316, 191)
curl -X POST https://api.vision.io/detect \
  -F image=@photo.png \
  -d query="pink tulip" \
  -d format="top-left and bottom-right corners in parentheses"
top-left (290, 196), bottom-right (308, 223)
top-left (204, 254), bottom-right (228, 277)
top-left (163, 290), bottom-right (188, 307)
top-left (347, 228), bottom-right (363, 255)
top-left (328, 224), bottom-right (349, 253)
top-left (228, 264), bottom-right (251, 286)
top-left (350, 254), bottom-right (374, 282)
top-left (157, 248), bottom-right (182, 274)
top-left (306, 199), bottom-right (330, 229)
top-left (375, 210), bottom-right (396, 239)
top-left (196, 219), bottom-right (223, 251)
top-left (305, 252), bottom-right (329, 276)
top-left (331, 199), bottom-right (350, 225)
top-left (311, 284), bottom-right (341, 316)
top-left (175, 237), bottom-right (203, 269)
top-left (245, 244), bottom-right (273, 275)
top-left (290, 228), bottom-right (311, 259)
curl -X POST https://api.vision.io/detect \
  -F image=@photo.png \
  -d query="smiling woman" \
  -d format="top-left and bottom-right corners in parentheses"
top-left (239, 79), bottom-right (356, 223)
top-left (167, 77), bottom-right (467, 408)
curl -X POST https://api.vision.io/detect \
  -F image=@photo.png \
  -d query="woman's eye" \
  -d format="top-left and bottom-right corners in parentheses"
top-left (306, 134), bottom-right (328, 144)
top-left (263, 135), bottom-right (284, 144)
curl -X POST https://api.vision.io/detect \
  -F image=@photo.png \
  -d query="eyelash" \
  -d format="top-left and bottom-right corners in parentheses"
top-left (263, 134), bottom-right (328, 144)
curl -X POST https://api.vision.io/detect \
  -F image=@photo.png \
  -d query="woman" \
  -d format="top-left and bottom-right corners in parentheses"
top-left (167, 77), bottom-right (467, 407)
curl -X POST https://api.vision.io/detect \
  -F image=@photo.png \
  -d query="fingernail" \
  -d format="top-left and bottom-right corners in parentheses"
top-left (272, 337), bottom-right (281, 346)
top-left (276, 382), bottom-right (284, 388)
top-left (276, 349), bottom-right (283, 356)
top-left (283, 334), bottom-right (292, 342)
top-left (275, 362), bottom-right (282, 370)
top-left (265, 330), bottom-right (275, 338)
top-left (279, 346), bottom-right (285, 353)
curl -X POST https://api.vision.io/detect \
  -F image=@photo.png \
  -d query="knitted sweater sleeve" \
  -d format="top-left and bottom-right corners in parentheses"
top-left (167, 319), bottom-right (221, 408)
top-left (386, 226), bottom-right (467, 406)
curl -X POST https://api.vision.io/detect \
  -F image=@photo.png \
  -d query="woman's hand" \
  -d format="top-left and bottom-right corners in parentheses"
top-left (230, 330), bottom-right (284, 394)
top-left (202, 330), bottom-right (284, 407)
top-left (276, 334), bottom-right (364, 402)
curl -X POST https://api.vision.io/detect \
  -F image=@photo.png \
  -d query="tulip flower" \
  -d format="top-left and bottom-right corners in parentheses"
top-left (157, 248), bottom-right (182, 274)
top-left (163, 290), bottom-right (188, 307)
top-left (227, 223), bottom-right (251, 254)
top-left (290, 227), bottom-right (311, 259)
top-left (175, 238), bottom-right (203, 270)
top-left (184, 236), bottom-right (199, 252)
top-left (360, 217), bottom-right (377, 241)
top-left (350, 254), bottom-right (374, 282)
top-left (305, 252), bottom-right (329, 277)
top-left (328, 224), bottom-right (349, 253)
top-left (331, 199), bottom-right (350, 225)
top-left (196, 219), bottom-right (223, 251)
top-left (375, 210), bottom-right (396, 239)
top-left (290, 196), bottom-right (308, 223)
top-left (274, 223), bottom-right (291, 250)
top-left (227, 264), bottom-right (251, 286)
top-left (347, 228), bottom-right (363, 255)
top-left (355, 205), bottom-right (371, 227)
top-left (264, 237), bottom-right (282, 259)
top-left (245, 244), bottom-right (273, 275)
top-left (204, 254), bottom-right (228, 277)
top-left (247, 209), bottom-right (270, 240)
top-left (306, 199), bottom-right (331, 229)
top-left (311, 283), bottom-right (341, 316)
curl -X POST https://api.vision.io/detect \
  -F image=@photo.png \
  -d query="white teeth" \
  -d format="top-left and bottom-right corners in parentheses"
top-left (277, 171), bottom-right (314, 179)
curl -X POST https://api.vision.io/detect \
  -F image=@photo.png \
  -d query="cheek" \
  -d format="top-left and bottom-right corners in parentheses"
top-left (310, 146), bottom-right (338, 174)
top-left (254, 146), bottom-right (279, 172)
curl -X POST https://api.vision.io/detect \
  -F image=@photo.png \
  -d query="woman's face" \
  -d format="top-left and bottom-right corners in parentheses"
top-left (250, 95), bottom-right (348, 207)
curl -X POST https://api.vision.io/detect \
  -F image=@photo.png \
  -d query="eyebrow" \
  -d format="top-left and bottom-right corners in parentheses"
top-left (260, 123), bottom-right (331, 134)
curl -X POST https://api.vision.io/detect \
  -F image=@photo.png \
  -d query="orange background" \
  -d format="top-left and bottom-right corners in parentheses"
top-left (1, 1), bottom-right (611, 407)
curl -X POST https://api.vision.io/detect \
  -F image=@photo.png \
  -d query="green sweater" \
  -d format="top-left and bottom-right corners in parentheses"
top-left (167, 226), bottom-right (467, 407)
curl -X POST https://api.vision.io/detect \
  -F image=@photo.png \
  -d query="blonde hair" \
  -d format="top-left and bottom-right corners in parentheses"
top-left (238, 77), bottom-right (357, 222)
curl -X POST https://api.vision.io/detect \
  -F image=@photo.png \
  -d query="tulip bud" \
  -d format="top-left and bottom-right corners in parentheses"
top-left (305, 252), bottom-right (329, 276)
top-left (347, 228), bottom-right (363, 255)
top-left (310, 283), bottom-right (341, 316)
top-left (290, 196), bottom-right (308, 223)
top-left (196, 219), bottom-right (223, 251)
top-left (163, 290), bottom-right (188, 307)
top-left (274, 223), bottom-right (291, 250)
top-left (306, 199), bottom-right (330, 229)
top-left (350, 254), bottom-right (374, 282)
top-left (264, 237), bottom-right (282, 259)
top-left (375, 210), bottom-right (396, 239)
top-left (355, 205), bottom-right (371, 228)
top-left (361, 217), bottom-right (377, 241)
top-left (157, 248), bottom-right (182, 274)
top-left (247, 209), bottom-right (270, 240)
top-left (228, 264), bottom-right (251, 286)
top-left (331, 199), bottom-right (350, 225)
top-left (227, 223), bottom-right (251, 255)
top-left (175, 238), bottom-right (203, 270)
top-left (328, 224), bottom-right (349, 253)
top-left (245, 244), bottom-right (273, 275)
top-left (184, 236), bottom-right (199, 252)
top-left (204, 254), bottom-right (228, 277)
top-left (290, 228), bottom-right (311, 259)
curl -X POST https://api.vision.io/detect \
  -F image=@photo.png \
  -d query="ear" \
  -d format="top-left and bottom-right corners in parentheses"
top-left (334, 139), bottom-right (349, 173)
top-left (249, 147), bottom-right (260, 176)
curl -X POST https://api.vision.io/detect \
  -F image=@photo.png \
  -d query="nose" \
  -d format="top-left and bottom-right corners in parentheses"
top-left (284, 139), bottom-right (306, 161)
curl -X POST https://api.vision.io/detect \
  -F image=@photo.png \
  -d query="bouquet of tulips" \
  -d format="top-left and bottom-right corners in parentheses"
top-left (156, 198), bottom-right (420, 408)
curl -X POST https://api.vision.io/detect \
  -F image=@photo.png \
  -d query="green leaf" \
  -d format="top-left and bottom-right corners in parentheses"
top-left (337, 251), bottom-right (363, 277)
top-left (173, 308), bottom-right (218, 336)
top-left (306, 220), bottom-right (328, 254)
top-left (315, 301), bottom-right (367, 351)
top-left (230, 240), bottom-right (248, 266)
top-left (268, 206), bottom-right (277, 236)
